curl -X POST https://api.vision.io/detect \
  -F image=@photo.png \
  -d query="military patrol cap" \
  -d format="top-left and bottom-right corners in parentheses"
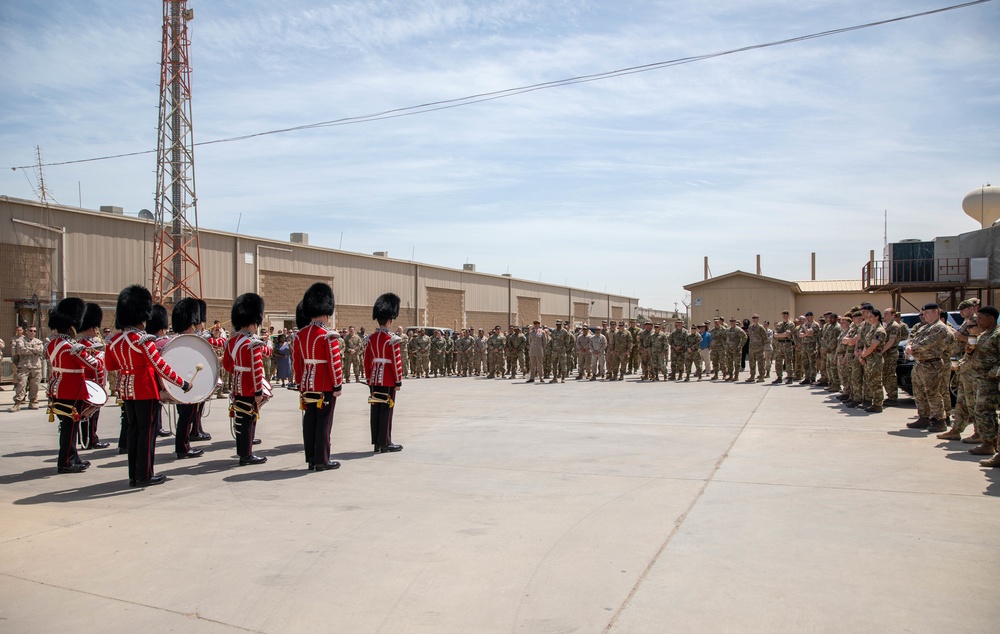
top-left (555, 320), bottom-right (562, 325)
top-left (859, 303), bottom-right (874, 311)
top-left (804, 311), bottom-right (813, 316)
top-left (922, 303), bottom-right (939, 311)
top-left (781, 310), bottom-right (789, 315)
top-left (533, 319), bottom-right (540, 324)
top-left (752, 314), bottom-right (759, 318)
top-left (703, 320), bottom-right (711, 326)
top-left (958, 298), bottom-right (980, 309)
top-left (643, 321), bottom-right (651, 326)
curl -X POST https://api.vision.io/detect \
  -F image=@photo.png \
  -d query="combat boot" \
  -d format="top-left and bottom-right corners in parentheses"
top-left (979, 453), bottom-right (1000, 468)
top-left (907, 417), bottom-right (931, 429)
top-left (936, 427), bottom-right (962, 440)
top-left (962, 431), bottom-right (982, 444)
top-left (864, 403), bottom-right (883, 413)
top-left (785, 377), bottom-right (793, 384)
top-left (771, 377), bottom-right (783, 384)
top-left (926, 419), bottom-right (948, 433)
top-left (969, 441), bottom-right (997, 456)
top-left (10, 402), bottom-right (22, 412)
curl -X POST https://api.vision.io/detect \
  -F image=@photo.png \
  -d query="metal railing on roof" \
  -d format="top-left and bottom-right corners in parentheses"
top-left (862, 258), bottom-right (969, 291)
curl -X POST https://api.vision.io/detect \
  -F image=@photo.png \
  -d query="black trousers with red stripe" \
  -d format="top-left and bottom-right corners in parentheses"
top-left (124, 399), bottom-right (160, 481)
top-left (301, 392), bottom-right (336, 466)
top-left (232, 396), bottom-right (257, 458)
top-left (53, 398), bottom-right (82, 469)
top-left (369, 387), bottom-right (396, 448)
top-left (175, 403), bottom-right (198, 455)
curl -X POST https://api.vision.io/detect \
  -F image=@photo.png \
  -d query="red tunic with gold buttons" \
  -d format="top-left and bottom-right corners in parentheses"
top-left (78, 336), bottom-right (107, 386)
top-left (223, 331), bottom-right (269, 397)
top-left (293, 323), bottom-right (344, 393)
top-left (47, 335), bottom-right (102, 401)
top-left (105, 329), bottom-right (185, 400)
top-left (364, 328), bottom-right (402, 388)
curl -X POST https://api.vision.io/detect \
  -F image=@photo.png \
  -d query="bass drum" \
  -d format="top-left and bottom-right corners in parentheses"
top-left (160, 334), bottom-right (220, 404)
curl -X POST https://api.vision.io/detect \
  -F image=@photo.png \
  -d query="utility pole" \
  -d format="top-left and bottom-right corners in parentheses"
top-left (151, 0), bottom-right (202, 304)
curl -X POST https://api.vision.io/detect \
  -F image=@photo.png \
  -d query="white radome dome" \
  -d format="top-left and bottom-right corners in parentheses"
top-left (963, 185), bottom-right (1000, 228)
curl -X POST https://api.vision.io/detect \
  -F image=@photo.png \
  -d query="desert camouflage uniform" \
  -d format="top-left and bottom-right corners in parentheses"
top-left (746, 322), bottom-right (767, 380)
top-left (908, 320), bottom-right (951, 423)
top-left (772, 320), bottom-right (795, 381)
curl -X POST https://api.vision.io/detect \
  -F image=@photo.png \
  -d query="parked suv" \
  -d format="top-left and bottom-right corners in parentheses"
top-left (896, 311), bottom-right (963, 403)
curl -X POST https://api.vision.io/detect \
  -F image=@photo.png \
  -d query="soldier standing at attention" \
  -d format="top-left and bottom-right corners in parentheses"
top-left (549, 320), bottom-right (573, 383)
top-left (726, 318), bottom-right (748, 382)
top-left (666, 321), bottom-right (685, 381)
top-left (827, 315), bottom-right (850, 394)
top-left (746, 314), bottom-right (767, 382)
top-left (365, 293), bottom-right (404, 455)
top-left (880, 308), bottom-right (903, 403)
top-left (612, 322), bottom-right (632, 381)
top-left (798, 312), bottom-right (821, 384)
top-left (342, 326), bottom-right (363, 383)
top-left (904, 304), bottom-right (951, 430)
top-left (526, 321), bottom-right (548, 383)
top-left (590, 326), bottom-right (607, 380)
top-left (509, 326), bottom-right (527, 378)
top-left (938, 300), bottom-right (980, 440)
top-left (965, 306), bottom-right (1000, 467)
top-left (575, 326), bottom-right (592, 380)
top-left (771, 310), bottom-right (794, 384)
top-left (485, 326), bottom-right (504, 379)
top-left (857, 308), bottom-right (888, 412)
top-left (415, 328), bottom-right (432, 378)
top-left (406, 329), bottom-right (419, 378)
top-left (10, 325), bottom-right (44, 411)
top-left (430, 329), bottom-right (446, 377)
top-left (628, 320), bottom-right (640, 374)
top-left (709, 317), bottom-right (727, 379)
top-left (637, 322), bottom-right (653, 381)
top-left (683, 325), bottom-right (701, 381)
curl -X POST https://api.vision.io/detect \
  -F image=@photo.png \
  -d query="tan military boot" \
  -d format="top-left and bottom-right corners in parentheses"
top-left (10, 402), bottom-right (22, 412)
top-left (963, 431), bottom-right (982, 444)
top-left (936, 428), bottom-right (963, 441)
top-left (969, 440), bottom-right (997, 456)
top-left (979, 453), bottom-right (1000, 468)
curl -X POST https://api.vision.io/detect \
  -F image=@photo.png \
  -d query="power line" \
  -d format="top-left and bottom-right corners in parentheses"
top-left (7, 0), bottom-right (993, 171)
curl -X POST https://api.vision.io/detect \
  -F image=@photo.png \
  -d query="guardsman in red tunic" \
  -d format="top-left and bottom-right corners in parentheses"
top-left (105, 285), bottom-right (191, 487)
top-left (47, 298), bottom-right (101, 473)
top-left (146, 304), bottom-right (172, 439)
top-left (292, 284), bottom-right (344, 471)
top-left (190, 298), bottom-right (224, 440)
top-left (364, 293), bottom-right (404, 454)
top-left (78, 302), bottom-right (110, 450)
top-left (223, 293), bottom-right (269, 465)
top-left (170, 298), bottom-right (207, 460)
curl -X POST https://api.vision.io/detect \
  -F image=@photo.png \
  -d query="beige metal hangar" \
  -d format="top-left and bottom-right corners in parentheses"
top-left (0, 196), bottom-right (639, 338)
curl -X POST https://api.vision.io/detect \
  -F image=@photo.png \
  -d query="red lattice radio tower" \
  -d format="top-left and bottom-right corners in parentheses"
top-left (151, 0), bottom-right (202, 304)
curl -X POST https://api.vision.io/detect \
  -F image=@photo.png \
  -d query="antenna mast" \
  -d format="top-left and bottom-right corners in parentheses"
top-left (151, 0), bottom-right (202, 303)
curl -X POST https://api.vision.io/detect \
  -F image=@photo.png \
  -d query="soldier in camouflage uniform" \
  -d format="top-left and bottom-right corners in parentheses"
top-left (726, 318), bottom-right (748, 382)
top-left (823, 315), bottom-right (846, 393)
top-left (342, 326), bottom-right (364, 383)
top-left (938, 300), bottom-right (979, 440)
top-left (648, 324), bottom-right (666, 381)
top-left (745, 314), bottom-right (767, 382)
top-left (684, 325), bottom-right (702, 381)
top-left (879, 308), bottom-right (903, 402)
top-left (845, 307), bottom-right (873, 407)
top-left (636, 322), bottom-right (653, 381)
top-left (446, 332), bottom-right (457, 375)
top-left (590, 326), bottom-right (607, 380)
top-left (857, 309), bottom-right (888, 412)
top-left (429, 330), bottom-right (447, 377)
top-left (486, 326), bottom-right (506, 379)
top-left (416, 328), bottom-right (433, 378)
top-left (398, 328), bottom-right (410, 377)
top-left (836, 308), bottom-right (862, 401)
top-left (508, 325), bottom-right (527, 378)
top-left (937, 313), bottom-right (956, 427)
top-left (964, 305), bottom-right (1000, 464)
top-left (575, 327), bottom-right (592, 380)
top-left (797, 312), bottom-right (821, 384)
top-left (610, 322), bottom-right (631, 381)
top-left (407, 330), bottom-right (421, 378)
top-left (771, 311), bottom-right (795, 384)
top-left (904, 304), bottom-right (951, 430)
top-left (709, 317), bottom-right (727, 379)
top-left (474, 329), bottom-right (488, 375)
top-left (549, 320), bottom-right (574, 383)
top-left (666, 321), bottom-right (685, 380)
top-left (628, 321), bottom-right (640, 374)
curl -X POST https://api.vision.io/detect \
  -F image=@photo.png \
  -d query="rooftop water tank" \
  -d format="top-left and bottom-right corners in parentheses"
top-left (963, 185), bottom-right (1000, 228)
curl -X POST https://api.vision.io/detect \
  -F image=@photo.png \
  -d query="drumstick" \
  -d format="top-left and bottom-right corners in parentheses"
top-left (190, 363), bottom-right (205, 382)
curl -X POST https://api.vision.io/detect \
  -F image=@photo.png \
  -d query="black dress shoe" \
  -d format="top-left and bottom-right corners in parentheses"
top-left (191, 432), bottom-right (212, 441)
top-left (156, 429), bottom-right (172, 437)
top-left (176, 448), bottom-right (205, 459)
top-left (73, 459), bottom-right (92, 468)
top-left (91, 441), bottom-right (111, 449)
top-left (239, 455), bottom-right (267, 466)
top-left (136, 474), bottom-right (166, 486)
top-left (313, 460), bottom-right (340, 471)
top-left (373, 446), bottom-right (381, 454)
top-left (57, 464), bottom-right (87, 474)
top-left (129, 479), bottom-right (137, 487)
top-left (252, 438), bottom-right (262, 445)
top-left (381, 444), bottom-right (403, 453)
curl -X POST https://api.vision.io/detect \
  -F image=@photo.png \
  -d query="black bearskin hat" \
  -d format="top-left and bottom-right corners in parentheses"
top-left (48, 297), bottom-right (86, 333)
top-left (172, 297), bottom-right (200, 334)
top-left (115, 285), bottom-right (153, 329)
top-left (295, 301), bottom-right (309, 329)
top-left (197, 299), bottom-right (208, 326)
top-left (302, 282), bottom-right (335, 319)
top-left (80, 302), bottom-right (103, 332)
top-left (231, 293), bottom-right (265, 330)
top-left (372, 292), bottom-right (400, 324)
top-left (146, 304), bottom-right (169, 335)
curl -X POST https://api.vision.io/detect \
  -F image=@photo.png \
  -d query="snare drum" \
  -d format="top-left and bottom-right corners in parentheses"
top-left (160, 334), bottom-right (220, 404)
top-left (79, 380), bottom-right (108, 419)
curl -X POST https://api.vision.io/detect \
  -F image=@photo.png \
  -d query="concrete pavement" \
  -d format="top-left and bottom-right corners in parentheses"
top-left (0, 375), bottom-right (997, 633)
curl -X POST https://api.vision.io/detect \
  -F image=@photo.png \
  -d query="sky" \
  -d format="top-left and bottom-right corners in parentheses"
top-left (1, 0), bottom-right (998, 310)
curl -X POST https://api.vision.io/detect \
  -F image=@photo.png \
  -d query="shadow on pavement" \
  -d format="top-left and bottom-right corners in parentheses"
top-left (332, 451), bottom-right (377, 462)
top-left (223, 468), bottom-right (312, 483)
top-left (886, 429), bottom-right (930, 438)
top-left (983, 469), bottom-right (998, 497)
top-left (13, 478), bottom-right (140, 504)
